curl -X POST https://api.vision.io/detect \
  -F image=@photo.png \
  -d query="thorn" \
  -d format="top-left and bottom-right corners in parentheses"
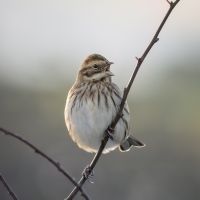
top-left (135, 56), bottom-right (140, 61)
top-left (56, 162), bottom-right (61, 167)
top-left (166, 0), bottom-right (170, 4)
top-left (34, 149), bottom-right (39, 153)
top-left (155, 37), bottom-right (159, 43)
top-left (135, 57), bottom-right (142, 63)
top-left (166, 0), bottom-right (173, 6)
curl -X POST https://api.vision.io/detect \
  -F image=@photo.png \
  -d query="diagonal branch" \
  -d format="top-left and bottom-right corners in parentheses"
top-left (0, 127), bottom-right (89, 200)
top-left (66, 0), bottom-right (180, 199)
top-left (111, 0), bottom-right (180, 128)
top-left (0, 173), bottom-right (18, 200)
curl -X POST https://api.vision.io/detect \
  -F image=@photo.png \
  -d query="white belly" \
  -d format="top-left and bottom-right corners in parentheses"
top-left (65, 81), bottom-right (130, 153)
top-left (65, 83), bottom-right (130, 153)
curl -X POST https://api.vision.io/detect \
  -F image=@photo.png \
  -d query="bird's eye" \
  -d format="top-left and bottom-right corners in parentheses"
top-left (93, 64), bottom-right (98, 69)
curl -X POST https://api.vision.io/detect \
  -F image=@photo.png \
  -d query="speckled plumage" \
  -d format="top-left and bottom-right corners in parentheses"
top-left (64, 54), bottom-right (144, 153)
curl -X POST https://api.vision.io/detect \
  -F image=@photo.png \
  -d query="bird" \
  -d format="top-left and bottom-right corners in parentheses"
top-left (64, 54), bottom-right (145, 153)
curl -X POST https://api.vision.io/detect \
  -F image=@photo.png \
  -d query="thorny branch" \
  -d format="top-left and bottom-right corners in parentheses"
top-left (66, 0), bottom-right (180, 199)
top-left (0, 127), bottom-right (89, 200)
top-left (0, 173), bottom-right (18, 200)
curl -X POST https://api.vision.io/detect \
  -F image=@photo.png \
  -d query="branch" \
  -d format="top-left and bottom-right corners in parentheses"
top-left (66, 0), bottom-right (180, 199)
top-left (0, 127), bottom-right (89, 200)
top-left (0, 173), bottom-right (18, 200)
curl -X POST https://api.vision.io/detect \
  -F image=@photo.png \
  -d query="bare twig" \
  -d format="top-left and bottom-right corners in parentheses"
top-left (66, 0), bottom-right (180, 199)
top-left (0, 173), bottom-right (18, 200)
top-left (0, 127), bottom-right (89, 200)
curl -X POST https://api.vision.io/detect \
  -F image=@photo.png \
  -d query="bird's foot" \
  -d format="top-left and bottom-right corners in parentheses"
top-left (105, 126), bottom-right (115, 140)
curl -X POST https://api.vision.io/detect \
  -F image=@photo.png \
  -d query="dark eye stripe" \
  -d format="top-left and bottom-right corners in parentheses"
top-left (90, 70), bottom-right (102, 77)
top-left (93, 64), bottom-right (99, 69)
top-left (81, 68), bottom-right (101, 77)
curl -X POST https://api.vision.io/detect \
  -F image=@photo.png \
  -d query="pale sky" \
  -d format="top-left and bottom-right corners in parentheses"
top-left (0, 0), bottom-right (199, 88)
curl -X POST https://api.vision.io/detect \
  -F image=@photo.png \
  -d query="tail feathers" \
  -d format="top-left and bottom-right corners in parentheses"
top-left (119, 136), bottom-right (145, 152)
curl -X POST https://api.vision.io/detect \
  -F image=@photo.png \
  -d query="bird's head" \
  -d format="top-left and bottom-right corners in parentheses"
top-left (77, 54), bottom-right (114, 82)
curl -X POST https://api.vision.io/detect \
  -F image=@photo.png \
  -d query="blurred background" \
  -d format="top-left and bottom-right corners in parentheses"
top-left (0, 0), bottom-right (200, 199)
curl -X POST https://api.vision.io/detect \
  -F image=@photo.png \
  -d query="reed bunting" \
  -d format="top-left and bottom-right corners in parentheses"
top-left (65, 54), bottom-right (145, 153)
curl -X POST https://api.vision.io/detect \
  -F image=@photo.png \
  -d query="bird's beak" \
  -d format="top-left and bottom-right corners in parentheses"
top-left (106, 61), bottom-right (114, 71)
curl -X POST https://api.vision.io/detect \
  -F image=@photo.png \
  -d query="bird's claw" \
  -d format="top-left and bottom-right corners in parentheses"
top-left (105, 126), bottom-right (114, 140)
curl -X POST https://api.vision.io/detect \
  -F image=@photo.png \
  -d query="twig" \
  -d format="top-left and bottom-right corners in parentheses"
top-left (0, 127), bottom-right (89, 200)
top-left (66, 0), bottom-right (180, 199)
top-left (0, 173), bottom-right (18, 200)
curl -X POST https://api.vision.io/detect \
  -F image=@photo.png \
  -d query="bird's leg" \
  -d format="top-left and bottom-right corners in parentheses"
top-left (105, 113), bottom-right (123, 140)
